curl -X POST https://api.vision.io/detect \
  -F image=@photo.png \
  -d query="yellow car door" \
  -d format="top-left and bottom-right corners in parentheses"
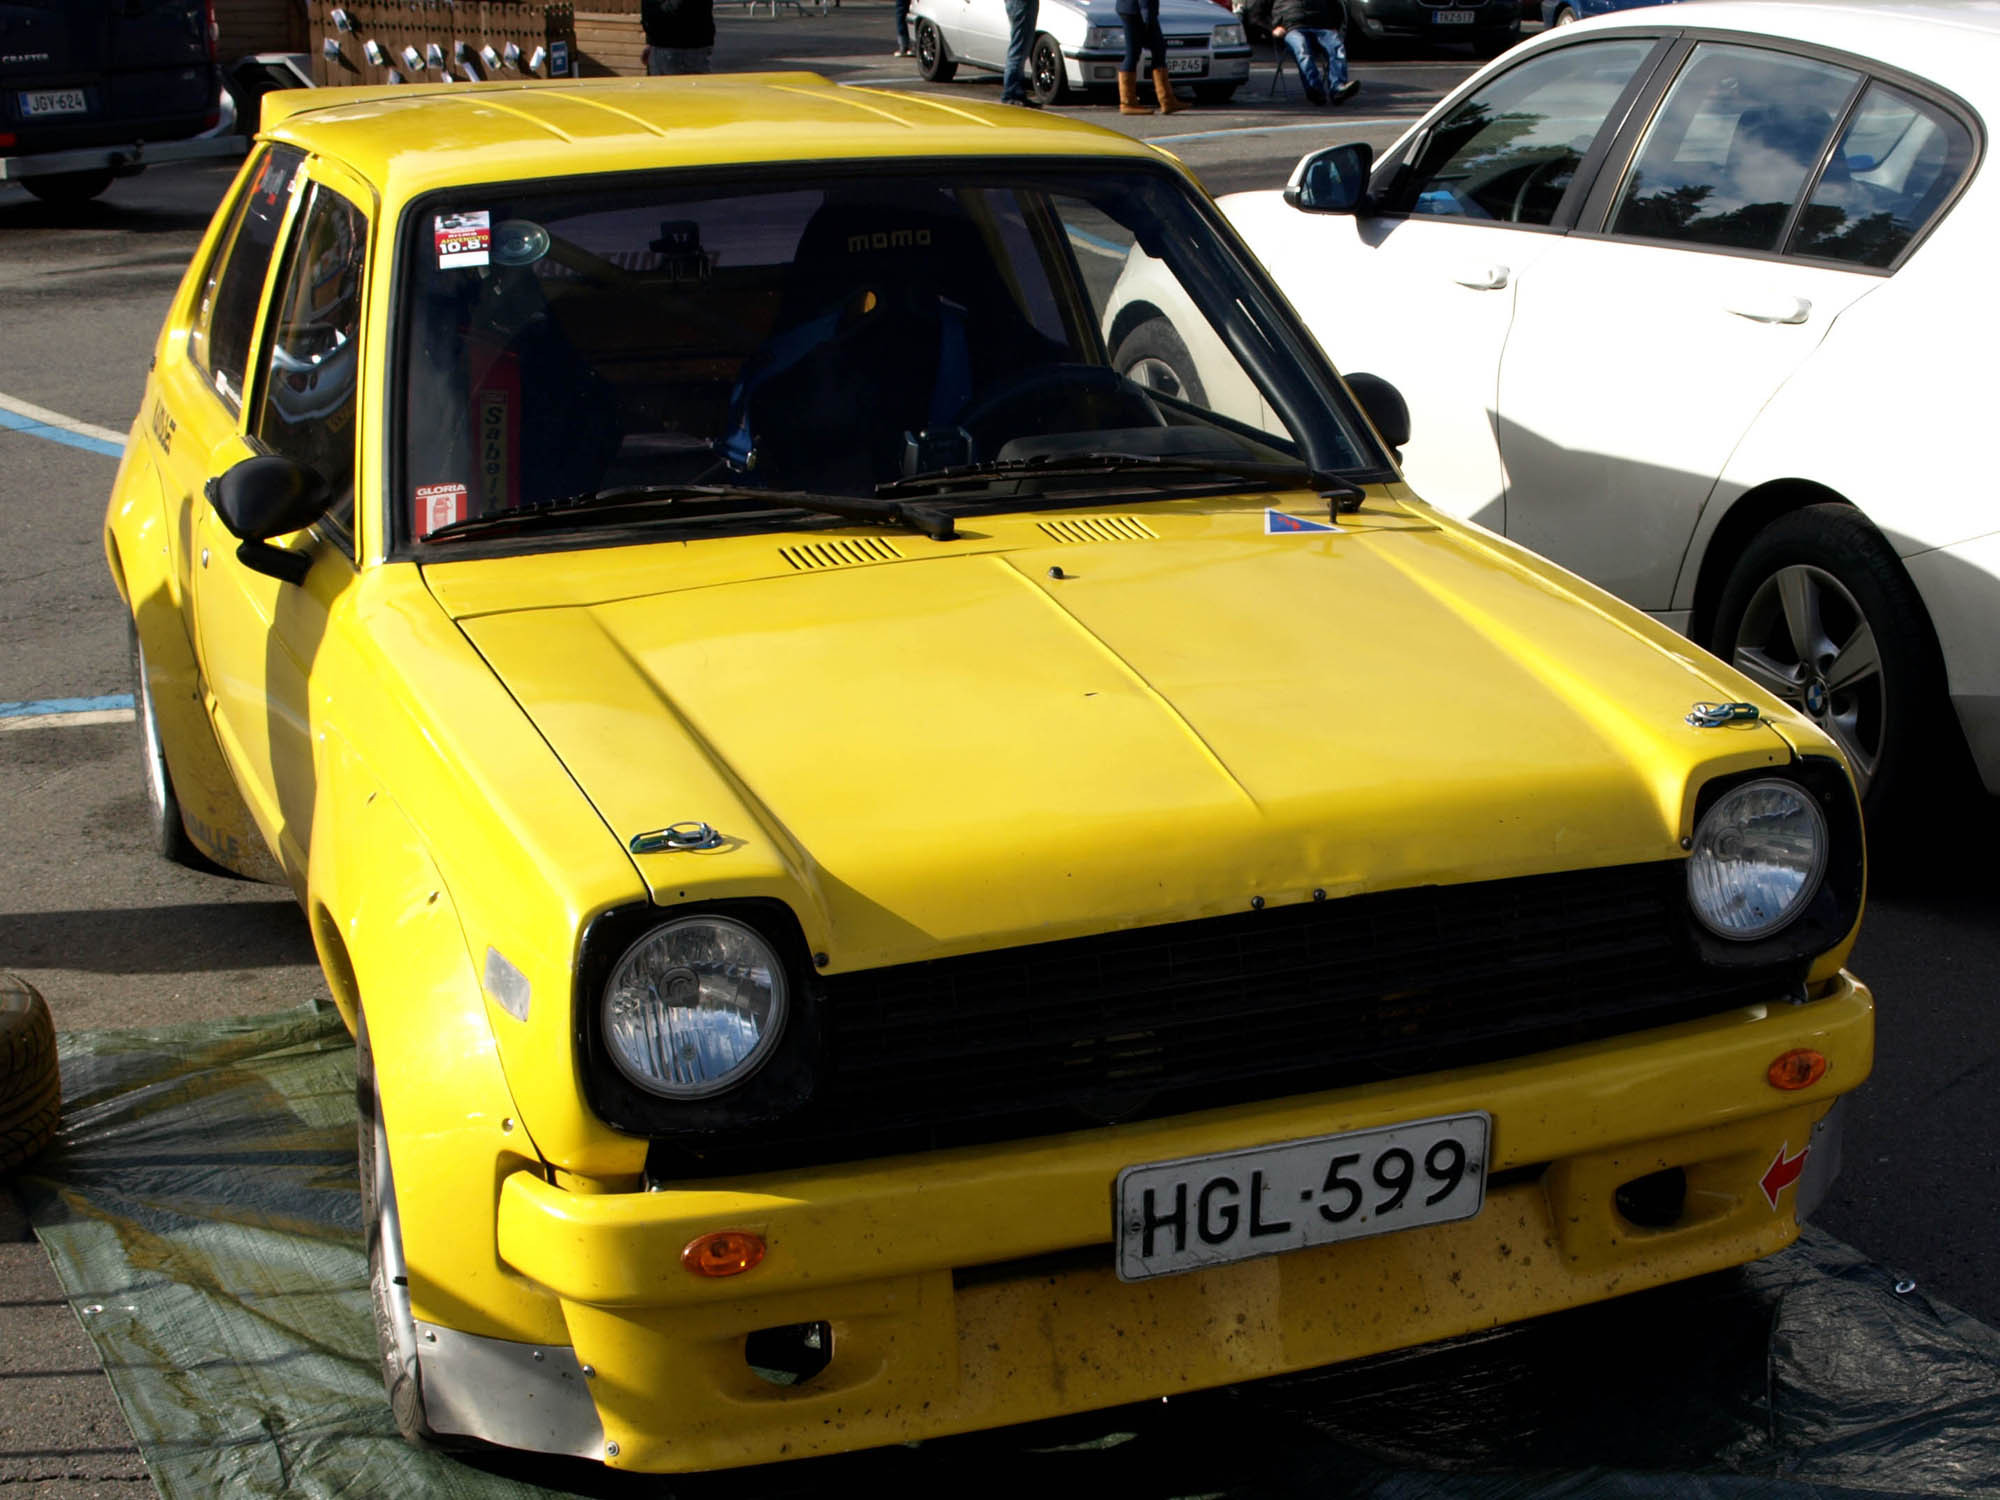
top-left (188, 155), bottom-right (373, 882)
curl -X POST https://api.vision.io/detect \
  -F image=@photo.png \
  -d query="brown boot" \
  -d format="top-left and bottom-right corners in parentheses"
top-left (1117, 70), bottom-right (1155, 114)
top-left (1152, 65), bottom-right (1187, 113)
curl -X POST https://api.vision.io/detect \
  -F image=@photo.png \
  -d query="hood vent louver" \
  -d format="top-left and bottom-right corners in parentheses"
top-left (779, 537), bottom-right (906, 571)
top-left (1037, 516), bottom-right (1159, 544)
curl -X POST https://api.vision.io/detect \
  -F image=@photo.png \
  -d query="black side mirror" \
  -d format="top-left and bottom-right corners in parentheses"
top-left (203, 454), bottom-right (332, 585)
top-left (1345, 372), bottom-right (1410, 452)
top-left (1284, 142), bottom-right (1375, 214)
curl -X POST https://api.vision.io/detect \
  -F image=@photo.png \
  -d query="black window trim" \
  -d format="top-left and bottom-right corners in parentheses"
top-left (1568, 27), bottom-right (1985, 277)
top-left (185, 141), bottom-right (308, 418)
top-left (381, 153), bottom-right (1399, 564)
top-left (246, 173), bottom-right (368, 563)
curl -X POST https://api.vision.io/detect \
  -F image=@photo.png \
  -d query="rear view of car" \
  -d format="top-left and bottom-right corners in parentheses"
top-left (1, 0), bottom-right (222, 203)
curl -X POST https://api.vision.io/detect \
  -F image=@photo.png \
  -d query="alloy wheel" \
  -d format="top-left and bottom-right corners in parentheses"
top-left (1731, 563), bottom-right (1884, 792)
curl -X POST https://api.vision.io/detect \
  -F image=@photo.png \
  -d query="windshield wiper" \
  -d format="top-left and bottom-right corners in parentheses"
top-left (876, 452), bottom-right (1367, 509)
top-left (421, 483), bottom-right (958, 545)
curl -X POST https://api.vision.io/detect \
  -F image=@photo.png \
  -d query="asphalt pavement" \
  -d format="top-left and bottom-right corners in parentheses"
top-left (2, 6), bottom-right (1997, 1495)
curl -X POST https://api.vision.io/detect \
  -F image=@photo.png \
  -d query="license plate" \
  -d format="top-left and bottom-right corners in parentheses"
top-left (1166, 56), bottom-right (1207, 74)
top-left (1115, 1112), bottom-right (1488, 1282)
top-left (20, 88), bottom-right (87, 118)
top-left (1432, 9), bottom-right (1475, 21)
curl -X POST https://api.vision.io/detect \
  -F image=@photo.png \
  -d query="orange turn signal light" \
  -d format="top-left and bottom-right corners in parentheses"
top-left (1767, 1049), bottom-right (1828, 1091)
top-left (682, 1230), bottom-right (766, 1278)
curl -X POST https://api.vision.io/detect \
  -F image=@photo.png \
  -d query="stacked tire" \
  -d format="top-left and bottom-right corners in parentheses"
top-left (0, 975), bottom-right (60, 1175)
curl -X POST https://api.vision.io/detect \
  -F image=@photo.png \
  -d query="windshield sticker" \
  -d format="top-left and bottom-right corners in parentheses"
top-left (415, 482), bottom-right (468, 537)
top-left (1265, 510), bottom-right (1338, 534)
top-left (435, 210), bottom-right (491, 269)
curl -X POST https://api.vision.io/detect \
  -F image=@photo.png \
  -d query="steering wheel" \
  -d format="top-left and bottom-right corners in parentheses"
top-left (953, 363), bottom-right (1166, 453)
top-left (1509, 153), bottom-right (1575, 225)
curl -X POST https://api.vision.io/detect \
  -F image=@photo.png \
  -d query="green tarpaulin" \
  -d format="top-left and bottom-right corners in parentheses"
top-left (19, 1008), bottom-right (2000, 1498)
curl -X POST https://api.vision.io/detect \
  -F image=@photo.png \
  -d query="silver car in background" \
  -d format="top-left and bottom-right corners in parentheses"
top-left (910, 0), bottom-right (1252, 106)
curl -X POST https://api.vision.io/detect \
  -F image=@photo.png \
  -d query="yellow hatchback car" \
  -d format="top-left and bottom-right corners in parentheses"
top-left (104, 74), bottom-right (1872, 1473)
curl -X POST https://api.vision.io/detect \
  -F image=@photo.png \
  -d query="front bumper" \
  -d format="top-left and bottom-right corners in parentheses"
top-left (0, 132), bottom-right (244, 182)
top-left (1067, 50), bottom-right (1252, 87)
top-left (489, 973), bottom-right (1870, 1471)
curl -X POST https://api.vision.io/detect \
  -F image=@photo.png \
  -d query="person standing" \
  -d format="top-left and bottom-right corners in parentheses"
top-left (1115, 0), bottom-right (1186, 115)
top-left (893, 0), bottom-right (914, 56)
top-left (1250, 0), bottom-right (1355, 106)
top-left (1000, 0), bottom-right (1039, 105)
top-left (643, 0), bottom-right (716, 75)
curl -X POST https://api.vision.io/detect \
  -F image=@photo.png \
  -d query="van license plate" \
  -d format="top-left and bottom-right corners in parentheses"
top-left (1115, 1112), bottom-right (1489, 1282)
top-left (21, 89), bottom-right (88, 118)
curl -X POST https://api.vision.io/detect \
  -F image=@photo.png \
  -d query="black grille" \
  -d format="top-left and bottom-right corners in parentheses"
top-left (645, 862), bottom-right (1800, 1181)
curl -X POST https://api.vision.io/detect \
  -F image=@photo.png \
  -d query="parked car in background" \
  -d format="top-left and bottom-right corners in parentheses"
top-left (911, 0), bottom-right (1252, 104)
top-left (1158, 0), bottom-right (1996, 828)
top-left (107, 68), bottom-right (1870, 1473)
top-left (1545, 0), bottom-right (1684, 26)
top-left (0, 0), bottom-right (242, 204)
top-left (1345, 0), bottom-right (1520, 56)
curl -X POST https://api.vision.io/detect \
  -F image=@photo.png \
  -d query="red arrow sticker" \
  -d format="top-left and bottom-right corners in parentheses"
top-left (1760, 1141), bottom-right (1810, 1209)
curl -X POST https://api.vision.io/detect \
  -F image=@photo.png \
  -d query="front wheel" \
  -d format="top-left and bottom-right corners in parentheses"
top-left (1112, 315), bottom-right (1208, 407)
top-left (358, 1011), bottom-right (447, 1448)
top-left (916, 19), bottom-right (956, 80)
top-left (1551, 4), bottom-right (1579, 23)
top-left (128, 620), bottom-right (206, 867)
top-left (1029, 33), bottom-right (1068, 106)
top-left (1708, 503), bottom-right (1951, 827)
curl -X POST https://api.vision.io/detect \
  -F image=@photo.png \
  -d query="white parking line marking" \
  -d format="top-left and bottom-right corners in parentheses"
top-left (0, 708), bottom-right (135, 732)
top-left (0, 391), bottom-right (127, 457)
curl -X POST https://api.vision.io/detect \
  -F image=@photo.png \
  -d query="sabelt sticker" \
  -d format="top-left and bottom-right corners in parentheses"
top-left (1265, 509), bottom-right (1338, 534)
top-left (436, 210), bottom-right (491, 269)
top-left (415, 482), bottom-right (469, 537)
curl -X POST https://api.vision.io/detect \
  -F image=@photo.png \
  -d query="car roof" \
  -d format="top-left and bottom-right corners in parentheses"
top-left (1571, 1), bottom-right (2000, 100)
top-left (259, 72), bottom-right (1168, 206)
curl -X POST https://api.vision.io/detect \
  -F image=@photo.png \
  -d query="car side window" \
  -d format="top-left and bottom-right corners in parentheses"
top-left (1385, 40), bottom-right (1656, 226)
top-left (1608, 43), bottom-right (1862, 253)
top-left (187, 145), bottom-right (304, 412)
top-left (1788, 81), bottom-right (1973, 269)
top-left (251, 181), bottom-right (367, 531)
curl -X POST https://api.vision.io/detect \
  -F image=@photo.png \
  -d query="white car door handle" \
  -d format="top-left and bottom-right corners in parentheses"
top-left (1727, 296), bottom-right (1812, 325)
top-left (1453, 266), bottom-right (1511, 290)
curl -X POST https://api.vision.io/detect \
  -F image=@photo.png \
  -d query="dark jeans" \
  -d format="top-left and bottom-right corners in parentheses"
top-left (1002, 0), bottom-right (1038, 100)
top-left (1116, 0), bottom-right (1165, 72)
top-left (894, 0), bottom-right (911, 48)
top-left (1281, 26), bottom-right (1348, 98)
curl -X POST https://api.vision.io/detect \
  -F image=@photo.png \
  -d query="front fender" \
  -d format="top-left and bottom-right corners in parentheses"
top-left (309, 729), bottom-right (567, 1346)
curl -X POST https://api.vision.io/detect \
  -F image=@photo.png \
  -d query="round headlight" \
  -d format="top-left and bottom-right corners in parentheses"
top-left (1687, 779), bottom-right (1829, 940)
top-left (602, 916), bottom-right (788, 1098)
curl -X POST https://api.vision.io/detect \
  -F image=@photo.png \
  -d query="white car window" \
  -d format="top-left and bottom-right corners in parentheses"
top-left (1789, 80), bottom-right (1973, 269)
top-left (1608, 43), bottom-right (1861, 252)
top-left (1387, 39), bottom-right (1657, 226)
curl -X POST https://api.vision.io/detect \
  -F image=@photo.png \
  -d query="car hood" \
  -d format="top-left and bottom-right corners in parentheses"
top-left (429, 495), bottom-right (1798, 973)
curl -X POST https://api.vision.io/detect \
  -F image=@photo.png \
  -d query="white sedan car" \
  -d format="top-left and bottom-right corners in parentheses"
top-left (1122, 0), bottom-right (1994, 826)
top-left (910, 0), bottom-right (1252, 106)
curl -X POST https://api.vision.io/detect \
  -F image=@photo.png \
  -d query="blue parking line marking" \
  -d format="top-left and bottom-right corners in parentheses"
top-left (0, 406), bottom-right (126, 458)
top-left (0, 695), bottom-right (135, 719)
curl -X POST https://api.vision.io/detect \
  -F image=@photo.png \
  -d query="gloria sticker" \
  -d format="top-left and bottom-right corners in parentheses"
top-left (415, 482), bottom-right (469, 537)
top-left (435, 210), bottom-right (491, 268)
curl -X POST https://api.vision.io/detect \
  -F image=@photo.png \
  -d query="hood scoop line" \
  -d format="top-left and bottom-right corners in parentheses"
top-left (1037, 516), bottom-right (1159, 544)
top-left (779, 537), bottom-right (906, 571)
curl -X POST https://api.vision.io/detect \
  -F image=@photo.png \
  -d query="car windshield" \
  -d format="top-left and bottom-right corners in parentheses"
top-left (396, 161), bottom-right (1378, 548)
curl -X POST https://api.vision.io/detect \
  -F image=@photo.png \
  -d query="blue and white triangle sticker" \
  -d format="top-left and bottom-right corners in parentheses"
top-left (1264, 509), bottom-right (1338, 534)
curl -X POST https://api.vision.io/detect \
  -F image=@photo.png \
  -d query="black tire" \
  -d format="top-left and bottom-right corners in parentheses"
top-left (1707, 503), bottom-right (1952, 830)
top-left (0, 974), bottom-right (60, 1176)
top-left (1193, 82), bottom-right (1241, 104)
top-left (916, 19), bottom-right (956, 81)
top-left (357, 1011), bottom-right (448, 1448)
top-left (1112, 315), bottom-right (1208, 408)
top-left (23, 170), bottom-right (114, 205)
top-left (1029, 33), bottom-right (1068, 106)
top-left (1551, 4), bottom-right (1579, 23)
top-left (129, 619), bottom-right (205, 867)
